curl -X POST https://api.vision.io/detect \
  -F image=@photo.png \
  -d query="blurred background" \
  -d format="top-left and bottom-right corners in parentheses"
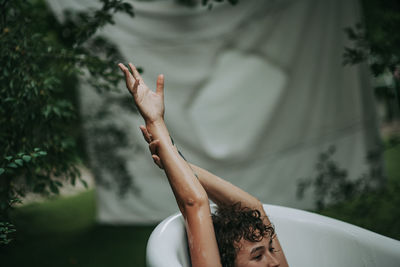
top-left (1, 0), bottom-right (399, 266)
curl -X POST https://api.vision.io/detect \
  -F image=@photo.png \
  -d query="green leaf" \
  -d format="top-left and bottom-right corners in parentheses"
top-left (34, 148), bottom-right (40, 152)
top-left (14, 159), bottom-right (23, 166)
top-left (4, 97), bottom-right (15, 102)
top-left (32, 33), bottom-right (41, 39)
top-left (43, 106), bottom-right (51, 118)
top-left (5, 156), bottom-right (12, 161)
top-left (7, 163), bottom-right (18, 168)
top-left (22, 155), bottom-right (31, 162)
top-left (53, 107), bottom-right (60, 116)
top-left (38, 151), bottom-right (47, 156)
top-left (0, 168), bottom-right (4, 175)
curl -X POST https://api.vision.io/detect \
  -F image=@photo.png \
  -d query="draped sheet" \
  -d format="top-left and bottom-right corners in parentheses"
top-left (47, 0), bottom-right (381, 223)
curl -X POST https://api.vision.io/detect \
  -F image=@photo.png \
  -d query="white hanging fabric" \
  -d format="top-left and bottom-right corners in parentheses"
top-left (47, 0), bottom-right (381, 224)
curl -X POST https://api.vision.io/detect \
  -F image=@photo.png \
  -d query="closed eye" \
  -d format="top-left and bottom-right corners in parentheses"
top-left (251, 246), bottom-right (266, 261)
top-left (253, 254), bottom-right (262, 261)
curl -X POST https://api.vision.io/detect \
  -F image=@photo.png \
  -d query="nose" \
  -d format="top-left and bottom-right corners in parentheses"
top-left (267, 253), bottom-right (280, 267)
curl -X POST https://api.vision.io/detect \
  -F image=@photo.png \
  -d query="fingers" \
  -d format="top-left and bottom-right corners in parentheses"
top-left (156, 74), bottom-right (164, 96)
top-left (118, 63), bottom-right (137, 95)
top-left (149, 139), bottom-right (163, 169)
top-left (139, 125), bottom-right (152, 143)
top-left (128, 62), bottom-right (142, 81)
top-left (152, 155), bottom-right (163, 169)
top-left (127, 78), bottom-right (139, 98)
top-left (133, 79), bottom-right (139, 93)
top-left (120, 63), bottom-right (165, 98)
top-left (149, 139), bottom-right (159, 155)
top-left (118, 63), bottom-right (128, 73)
top-left (118, 63), bottom-right (130, 84)
top-left (139, 124), bottom-right (163, 168)
top-left (118, 63), bottom-right (133, 82)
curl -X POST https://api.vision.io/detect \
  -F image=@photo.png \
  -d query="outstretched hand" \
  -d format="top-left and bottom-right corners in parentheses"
top-left (140, 125), bottom-right (164, 169)
top-left (118, 63), bottom-right (165, 123)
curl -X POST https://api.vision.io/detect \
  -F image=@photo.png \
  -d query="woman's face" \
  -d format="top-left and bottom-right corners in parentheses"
top-left (234, 237), bottom-right (281, 267)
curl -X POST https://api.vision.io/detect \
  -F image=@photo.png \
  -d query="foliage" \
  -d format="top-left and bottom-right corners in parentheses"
top-left (0, 222), bottom-right (16, 245)
top-left (343, 0), bottom-right (400, 120)
top-left (320, 178), bottom-right (400, 240)
top-left (297, 144), bottom-right (400, 239)
top-left (297, 146), bottom-right (385, 211)
top-left (0, 0), bottom-right (134, 245)
top-left (328, 1), bottom-right (400, 238)
top-left (343, 0), bottom-right (400, 76)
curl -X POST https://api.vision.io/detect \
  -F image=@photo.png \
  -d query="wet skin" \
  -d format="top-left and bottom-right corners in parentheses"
top-left (235, 236), bottom-right (281, 267)
top-left (119, 62), bottom-right (289, 267)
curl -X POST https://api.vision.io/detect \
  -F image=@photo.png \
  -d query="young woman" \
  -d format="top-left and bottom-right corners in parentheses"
top-left (118, 63), bottom-right (289, 267)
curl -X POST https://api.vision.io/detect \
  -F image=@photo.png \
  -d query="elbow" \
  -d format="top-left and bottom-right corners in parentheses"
top-left (183, 192), bottom-right (209, 209)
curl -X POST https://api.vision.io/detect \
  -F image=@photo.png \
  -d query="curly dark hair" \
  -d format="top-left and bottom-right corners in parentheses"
top-left (212, 202), bottom-right (275, 267)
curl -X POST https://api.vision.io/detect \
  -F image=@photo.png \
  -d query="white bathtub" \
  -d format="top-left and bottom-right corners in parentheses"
top-left (147, 204), bottom-right (400, 267)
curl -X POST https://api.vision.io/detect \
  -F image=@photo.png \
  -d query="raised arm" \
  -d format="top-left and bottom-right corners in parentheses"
top-left (141, 127), bottom-right (289, 267)
top-left (118, 63), bottom-right (221, 267)
top-left (189, 164), bottom-right (264, 212)
top-left (140, 127), bottom-right (264, 218)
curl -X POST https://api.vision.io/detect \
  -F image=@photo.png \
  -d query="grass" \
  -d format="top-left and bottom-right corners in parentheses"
top-left (1, 191), bottom-right (156, 267)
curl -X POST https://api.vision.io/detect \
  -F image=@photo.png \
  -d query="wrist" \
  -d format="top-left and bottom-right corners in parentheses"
top-left (145, 118), bottom-right (165, 127)
top-left (145, 118), bottom-right (173, 147)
